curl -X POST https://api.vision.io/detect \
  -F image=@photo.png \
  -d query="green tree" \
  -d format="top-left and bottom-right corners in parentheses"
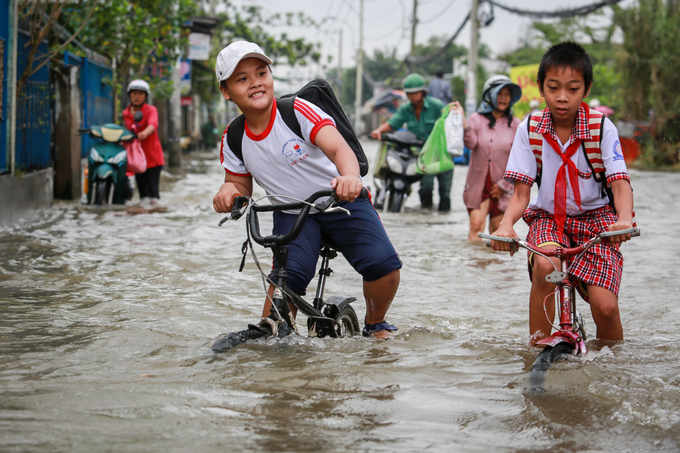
top-left (16, 0), bottom-right (98, 95)
top-left (498, 8), bottom-right (624, 109)
top-left (187, 4), bottom-right (322, 112)
top-left (616, 0), bottom-right (680, 166)
top-left (70, 0), bottom-right (197, 117)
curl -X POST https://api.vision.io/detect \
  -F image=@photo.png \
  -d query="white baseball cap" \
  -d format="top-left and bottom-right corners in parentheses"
top-left (215, 41), bottom-right (272, 83)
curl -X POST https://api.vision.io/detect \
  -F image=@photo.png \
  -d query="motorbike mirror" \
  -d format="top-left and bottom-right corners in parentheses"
top-left (134, 111), bottom-right (143, 123)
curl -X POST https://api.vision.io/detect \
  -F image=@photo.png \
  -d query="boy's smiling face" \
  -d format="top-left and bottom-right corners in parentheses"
top-left (220, 58), bottom-right (274, 113)
top-left (539, 66), bottom-right (591, 127)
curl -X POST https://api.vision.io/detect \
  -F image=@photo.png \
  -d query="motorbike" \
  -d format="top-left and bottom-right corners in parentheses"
top-left (372, 130), bottom-right (424, 213)
top-left (81, 111), bottom-right (141, 205)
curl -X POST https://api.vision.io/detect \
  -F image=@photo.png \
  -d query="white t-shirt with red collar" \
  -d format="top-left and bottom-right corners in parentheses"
top-left (505, 115), bottom-right (629, 216)
top-left (220, 98), bottom-right (341, 206)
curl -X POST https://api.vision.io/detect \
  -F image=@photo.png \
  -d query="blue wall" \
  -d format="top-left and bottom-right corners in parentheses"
top-left (63, 52), bottom-right (114, 158)
top-left (0, 0), bottom-right (9, 174)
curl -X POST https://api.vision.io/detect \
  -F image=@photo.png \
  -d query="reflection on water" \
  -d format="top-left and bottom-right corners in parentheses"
top-left (1, 148), bottom-right (679, 452)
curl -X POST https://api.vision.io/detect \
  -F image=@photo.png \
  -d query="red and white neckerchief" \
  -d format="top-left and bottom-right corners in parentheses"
top-left (536, 103), bottom-right (592, 239)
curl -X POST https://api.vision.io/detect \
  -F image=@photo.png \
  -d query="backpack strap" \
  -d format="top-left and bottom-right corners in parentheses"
top-left (527, 111), bottom-right (545, 186)
top-left (579, 104), bottom-right (614, 210)
top-left (225, 114), bottom-right (246, 162)
top-left (581, 104), bottom-right (606, 183)
top-left (277, 96), bottom-right (304, 140)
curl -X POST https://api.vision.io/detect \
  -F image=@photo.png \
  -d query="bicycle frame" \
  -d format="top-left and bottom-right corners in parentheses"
top-left (480, 227), bottom-right (640, 355)
top-left (222, 189), bottom-right (360, 338)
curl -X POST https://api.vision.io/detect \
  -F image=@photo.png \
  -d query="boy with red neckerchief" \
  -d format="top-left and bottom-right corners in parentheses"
top-left (490, 42), bottom-right (635, 344)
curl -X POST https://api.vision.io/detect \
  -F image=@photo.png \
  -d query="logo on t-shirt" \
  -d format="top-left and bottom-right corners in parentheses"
top-left (612, 140), bottom-right (624, 162)
top-left (282, 138), bottom-right (309, 166)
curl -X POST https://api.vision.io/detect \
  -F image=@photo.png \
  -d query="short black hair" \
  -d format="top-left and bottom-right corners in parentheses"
top-left (537, 42), bottom-right (593, 91)
top-left (435, 70), bottom-right (444, 78)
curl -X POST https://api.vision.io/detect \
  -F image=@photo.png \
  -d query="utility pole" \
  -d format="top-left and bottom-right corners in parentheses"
top-left (338, 29), bottom-right (343, 89)
top-left (410, 0), bottom-right (418, 55)
top-left (466, 0), bottom-right (479, 118)
top-left (353, 0), bottom-right (364, 134)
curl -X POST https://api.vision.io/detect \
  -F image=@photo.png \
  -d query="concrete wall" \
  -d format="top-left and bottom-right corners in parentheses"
top-left (0, 169), bottom-right (53, 228)
top-left (53, 65), bottom-right (82, 200)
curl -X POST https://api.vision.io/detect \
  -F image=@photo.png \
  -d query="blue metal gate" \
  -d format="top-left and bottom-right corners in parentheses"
top-left (0, 0), bottom-right (9, 174)
top-left (63, 51), bottom-right (114, 158)
top-left (15, 29), bottom-right (51, 173)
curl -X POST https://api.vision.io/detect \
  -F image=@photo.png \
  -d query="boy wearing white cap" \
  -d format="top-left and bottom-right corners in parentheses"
top-left (212, 41), bottom-right (402, 339)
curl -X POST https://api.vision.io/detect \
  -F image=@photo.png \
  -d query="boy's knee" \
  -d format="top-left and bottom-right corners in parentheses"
top-left (531, 256), bottom-right (556, 282)
top-left (592, 298), bottom-right (620, 320)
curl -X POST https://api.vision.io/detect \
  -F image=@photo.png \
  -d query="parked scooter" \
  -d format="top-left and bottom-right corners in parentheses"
top-left (372, 130), bottom-right (424, 213)
top-left (80, 111), bottom-right (141, 205)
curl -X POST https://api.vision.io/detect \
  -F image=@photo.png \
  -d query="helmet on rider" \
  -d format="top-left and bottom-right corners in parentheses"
top-left (127, 79), bottom-right (151, 96)
top-left (403, 74), bottom-right (427, 94)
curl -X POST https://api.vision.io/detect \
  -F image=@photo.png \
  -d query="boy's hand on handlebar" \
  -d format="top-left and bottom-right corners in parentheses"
top-left (331, 176), bottom-right (364, 202)
top-left (490, 226), bottom-right (519, 255)
top-left (213, 184), bottom-right (241, 213)
top-left (605, 219), bottom-right (634, 244)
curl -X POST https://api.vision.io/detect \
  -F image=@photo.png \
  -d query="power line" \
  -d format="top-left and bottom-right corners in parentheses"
top-left (486, 0), bottom-right (623, 19)
top-left (420, 0), bottom-right (458, 24)
top-left (405, 10), bottom-right (470, 65)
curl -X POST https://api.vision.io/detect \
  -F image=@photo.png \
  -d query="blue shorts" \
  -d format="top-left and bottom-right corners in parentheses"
top-left (270, 197), bottom-right (402, 295)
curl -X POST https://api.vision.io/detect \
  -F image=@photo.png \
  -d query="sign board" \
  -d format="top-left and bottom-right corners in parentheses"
top-left (188, 32), bottom-right (212, 61)
top-left (179, 58), bottom-right (191, 94)
top-left (510, 64), bottom-right (541, 104)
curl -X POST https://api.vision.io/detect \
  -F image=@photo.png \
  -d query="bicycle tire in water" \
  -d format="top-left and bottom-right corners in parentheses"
top-left (333, 303), bottom-right (360, 337)
top-left (310, 302), bottom-right (360, 338)
top-left (529, 342), bottom-right (575, 392)
top-left (211, 325), bottom-right (271, 353)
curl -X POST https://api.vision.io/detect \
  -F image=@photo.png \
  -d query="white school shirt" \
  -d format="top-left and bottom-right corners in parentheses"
top-left (505, 117), bottom-right (629, 216)
top-left (220, 98), bottom-right (343, 206)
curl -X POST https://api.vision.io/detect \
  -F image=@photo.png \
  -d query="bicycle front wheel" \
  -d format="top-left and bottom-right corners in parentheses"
top-left (529, 342), bottom-right (575, 392)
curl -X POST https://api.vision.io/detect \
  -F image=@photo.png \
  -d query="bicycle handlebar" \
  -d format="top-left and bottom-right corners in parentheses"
top-left (223, 188), bottom-right (369, 248)
top-left (479, 227), bottom-right (640, 257)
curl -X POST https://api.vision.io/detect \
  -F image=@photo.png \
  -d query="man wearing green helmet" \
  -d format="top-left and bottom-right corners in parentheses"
top-left (371, 73), bottom-right (452, 211)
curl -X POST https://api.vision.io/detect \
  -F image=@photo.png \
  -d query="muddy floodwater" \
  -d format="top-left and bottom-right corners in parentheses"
top-left (1, 140), bottom-right (679, 452)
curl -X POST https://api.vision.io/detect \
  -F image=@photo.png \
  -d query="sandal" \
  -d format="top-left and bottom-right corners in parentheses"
top-left (362, 321), bottom-right (397, 338)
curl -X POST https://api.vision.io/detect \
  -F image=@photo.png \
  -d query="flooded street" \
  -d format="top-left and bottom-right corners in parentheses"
top-left (1, 140), bottom-right (679, 452)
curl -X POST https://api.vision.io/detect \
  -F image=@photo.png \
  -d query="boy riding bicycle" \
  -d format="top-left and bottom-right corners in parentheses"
top-left (489, 42), bottom-right (635, 343)
top-left (212, 41), bottom-right (402, 339)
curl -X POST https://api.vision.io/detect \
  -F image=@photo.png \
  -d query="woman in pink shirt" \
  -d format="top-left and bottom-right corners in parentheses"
top-left (450, 75), bottom-right (521, 241)
top-left (122, 79), bottom-right (165, 206)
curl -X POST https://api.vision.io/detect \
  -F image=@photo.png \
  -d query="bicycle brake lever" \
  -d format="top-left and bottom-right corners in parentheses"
top-left (217, 204), bottom-right (248, 226)
top-left (323, 205), bottom-right (351, 216)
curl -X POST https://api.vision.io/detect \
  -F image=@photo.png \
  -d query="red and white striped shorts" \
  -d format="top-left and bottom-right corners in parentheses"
top-left (523, 206), bottom-right (623, 302)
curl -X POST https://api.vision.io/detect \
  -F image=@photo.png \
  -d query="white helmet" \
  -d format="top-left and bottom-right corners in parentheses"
top-left (127, 79), bottom-right (150, 95)
top-left (482, 75), bottom-right (521, 101)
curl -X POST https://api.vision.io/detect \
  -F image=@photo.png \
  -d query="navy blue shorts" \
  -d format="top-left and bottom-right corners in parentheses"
top-left (270, 197), bottom-right (402, 295)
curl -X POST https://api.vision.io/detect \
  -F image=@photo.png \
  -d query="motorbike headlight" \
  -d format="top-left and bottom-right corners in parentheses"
top-left (386, 155), bottom-right (403, 173)
top-left (393, 179), bottom-right (405, 190)
top-left (405, 161), bottom-right (418, 176)
top-left (108, 150), bottom-right (128, 165)
top-left (90, 148), bottom-right (104, 162)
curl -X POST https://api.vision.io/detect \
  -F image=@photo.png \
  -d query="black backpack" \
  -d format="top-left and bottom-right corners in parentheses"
top-left (225, 78), bottom-right (369, 177)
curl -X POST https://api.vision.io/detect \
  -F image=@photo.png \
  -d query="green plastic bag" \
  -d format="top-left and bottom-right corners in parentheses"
top-left (416, 109), bottom-right (454, 175)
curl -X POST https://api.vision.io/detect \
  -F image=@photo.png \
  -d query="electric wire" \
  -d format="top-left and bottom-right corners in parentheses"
top-left (486, 0), bottom-right (623, 19)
